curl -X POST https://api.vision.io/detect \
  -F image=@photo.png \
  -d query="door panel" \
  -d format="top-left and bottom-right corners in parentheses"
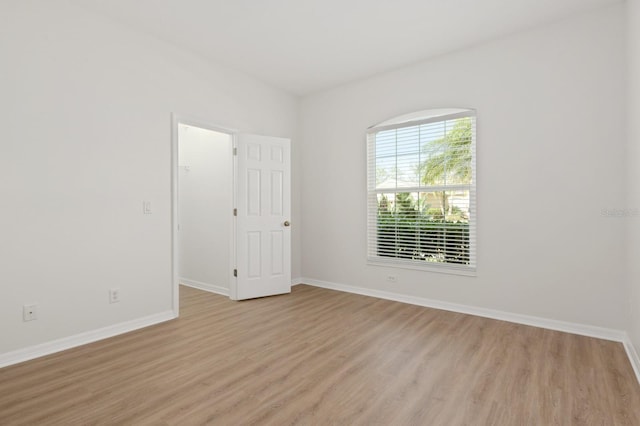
top-left (270, 230), bottom-right (284, 275)
top-left (235, 134), bottom-right (291, 300)
top-left (271, 171), bottom-right (283, 215)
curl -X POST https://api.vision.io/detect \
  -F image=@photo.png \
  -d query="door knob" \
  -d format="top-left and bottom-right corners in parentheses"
top-left (284, 221), bottom-right (290, 227)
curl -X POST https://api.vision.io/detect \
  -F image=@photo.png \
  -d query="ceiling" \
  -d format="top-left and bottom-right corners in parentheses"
top-left (78, 0), bottom-right (621, 96)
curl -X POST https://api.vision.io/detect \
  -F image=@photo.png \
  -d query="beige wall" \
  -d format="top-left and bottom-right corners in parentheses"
top-left (628, 0), bottom-right (640, 355)
top-left (299, 4), bottom-right (628, 329)
top-left (0, 1), bottom-right (298, 354)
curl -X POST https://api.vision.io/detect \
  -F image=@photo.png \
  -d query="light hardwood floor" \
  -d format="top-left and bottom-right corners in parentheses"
top-left (1, 285), bottom-right (639, 425)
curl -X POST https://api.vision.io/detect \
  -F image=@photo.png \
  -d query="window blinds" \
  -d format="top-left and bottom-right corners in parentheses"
top-left (366, 111), bottom-right (476, 272)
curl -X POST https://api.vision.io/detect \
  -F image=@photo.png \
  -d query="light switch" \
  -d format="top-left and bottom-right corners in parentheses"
top-left (143, 201), bottom-right (152, 214)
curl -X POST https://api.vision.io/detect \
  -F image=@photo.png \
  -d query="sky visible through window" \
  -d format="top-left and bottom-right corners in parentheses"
top-left (374, 117), bottom-right (472, 221)
top-left (376, 120), bottom-right (452, 189)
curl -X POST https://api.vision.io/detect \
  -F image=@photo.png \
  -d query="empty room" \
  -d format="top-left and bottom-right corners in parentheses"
top-left (2, 0), bottom-right (640, 424)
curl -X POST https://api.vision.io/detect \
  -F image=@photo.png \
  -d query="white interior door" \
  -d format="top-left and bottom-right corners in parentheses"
top-left (234, 134), bottom-right (291, 300)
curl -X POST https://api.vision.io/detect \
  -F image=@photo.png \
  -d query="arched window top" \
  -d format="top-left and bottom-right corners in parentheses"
top-left (368, 108), bottom-right (475, 133)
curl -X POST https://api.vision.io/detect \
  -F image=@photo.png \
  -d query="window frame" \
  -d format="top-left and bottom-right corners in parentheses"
top-left (366, 109), bottom-right (477, 276)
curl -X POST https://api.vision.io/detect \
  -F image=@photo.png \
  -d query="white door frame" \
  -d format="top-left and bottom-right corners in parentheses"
top-left (170, 113), bottom-right (237, 316)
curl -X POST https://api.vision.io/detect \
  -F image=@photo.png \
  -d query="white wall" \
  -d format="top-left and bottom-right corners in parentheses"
top-left (628, 0), bottom-right (640, 352)
top-left (0, 1), bottom-right (297, 355)
top-left (299, 4), bottom-right (628, 329)
top-left (178, 125), bottom-right (232, 292)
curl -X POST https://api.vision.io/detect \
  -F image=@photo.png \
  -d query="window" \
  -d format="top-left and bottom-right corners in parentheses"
top-left (367, 109), bottom-right (476, 274)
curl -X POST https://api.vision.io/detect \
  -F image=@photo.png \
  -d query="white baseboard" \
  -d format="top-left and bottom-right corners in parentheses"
top-left (0, 310), bottom-right (176, 369)
top-left (298, 277), bottom-right (627, 342)
top-left (623, 335), bottom-right (640, 386)
top-left (180, 278), bottom-right (229, 297)
top-left (291, 277), bottom-right (304, 286)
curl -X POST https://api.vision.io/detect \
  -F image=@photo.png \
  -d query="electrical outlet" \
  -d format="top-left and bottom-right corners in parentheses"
top-left (109, 288), bottom-right (120, 304)
top-left (23, 304), bottom-right (37, 321)
top-left (386, 275), bottom-right (398, 283)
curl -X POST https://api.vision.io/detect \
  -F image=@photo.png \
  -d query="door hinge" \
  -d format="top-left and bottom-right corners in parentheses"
top-left (233, 269), bottom-right (237, 277)
top-left (233, 147), bottom-right (237, 156)
top-left (233, 208), bottom-right (237, 216)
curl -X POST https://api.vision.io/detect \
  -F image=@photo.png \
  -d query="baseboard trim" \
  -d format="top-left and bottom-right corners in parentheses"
top-left (299, 277), bottom-right (627, 342)
top-left (0, 310), bottom-right (176, 369)
top-left (623, 334), bottom-right (640, 385)
top-left (180, 278), bottom-right (229, 297)
top-left (291, 277), bottom-right (304, 286)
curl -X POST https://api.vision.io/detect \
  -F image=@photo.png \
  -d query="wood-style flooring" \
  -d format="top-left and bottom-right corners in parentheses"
top-left (1, 284), bottom-right (639, 425)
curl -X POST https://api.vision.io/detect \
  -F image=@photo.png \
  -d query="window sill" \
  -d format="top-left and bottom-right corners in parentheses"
top-left (367, 258), bottom-right (477, 277)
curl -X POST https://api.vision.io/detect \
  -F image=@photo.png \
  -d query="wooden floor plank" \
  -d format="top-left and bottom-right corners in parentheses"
top-left (1, 284), bottom-right (639, 425)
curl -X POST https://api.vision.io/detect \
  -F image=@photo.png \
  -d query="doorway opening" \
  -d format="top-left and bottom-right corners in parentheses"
top-left (171, 115), bottom-right (293, 315)
top-left (172, 117), bottom-right (235, 315)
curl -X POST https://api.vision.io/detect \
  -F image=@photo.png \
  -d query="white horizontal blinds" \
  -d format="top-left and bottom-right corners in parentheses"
top-left (367, 112), bottom-right (476, 269)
